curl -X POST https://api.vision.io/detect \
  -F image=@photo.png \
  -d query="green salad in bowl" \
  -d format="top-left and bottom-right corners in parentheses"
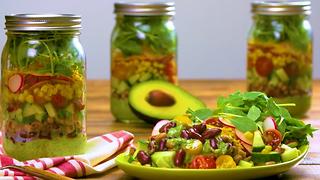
top-left (121, 91), bottom-right (315, 169)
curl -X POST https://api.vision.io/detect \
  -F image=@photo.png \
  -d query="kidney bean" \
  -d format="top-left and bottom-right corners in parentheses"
top-left (193, 123), bottom-right (207, 134)
top-left (148, 140), bottom-right (157, 154)
top-left (174, 149), bottom-right (186, 167)
top-left (137, 150), bottom-right (151, 165)
top-left (189, 128), bottom-right (203, 142)
top-left (202, 128), bottom-right (222, 139)
top-left (204, 117), bottom-right (223, 127)
top-left (180, 129), bottom-right (190, 139)
top-left (209, 138), bottom-right (218, 149)
top-left (158, 139), bottom-right (167, 151)
top-left (159, 122), bottom-right (176, 133)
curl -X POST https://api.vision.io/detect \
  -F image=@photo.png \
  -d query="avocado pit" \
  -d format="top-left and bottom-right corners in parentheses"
top-left (147, 90), bottom-right (176, 107)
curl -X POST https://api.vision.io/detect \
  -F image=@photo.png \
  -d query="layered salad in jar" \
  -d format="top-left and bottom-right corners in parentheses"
top-left (1, 32), bottom-right (86, 160)
top-left (247, 15), bottom-right (312, 117)
top-left (111, 16), bottom-right (177, 122)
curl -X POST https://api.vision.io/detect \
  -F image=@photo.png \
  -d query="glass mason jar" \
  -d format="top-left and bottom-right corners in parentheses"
top-left (1, 14), bottom-right (87, 160)
top-left (247, 1), bottom-right (312, 117)
top-left (111, 2), bottom-right (178, 123)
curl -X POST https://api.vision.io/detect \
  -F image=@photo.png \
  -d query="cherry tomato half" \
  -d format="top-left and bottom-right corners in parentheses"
top-left (263, 129), bottom-right (282, 150)
top-left (188, 155), bottom-right (216, 169)
top-left (255, 57), bottom-right (273, 77)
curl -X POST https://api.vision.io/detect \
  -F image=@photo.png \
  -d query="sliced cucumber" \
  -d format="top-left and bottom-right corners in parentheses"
top-left (281, 144), bottom-right (299, 162)
top-left (252, 152), bottom-right (281, 163)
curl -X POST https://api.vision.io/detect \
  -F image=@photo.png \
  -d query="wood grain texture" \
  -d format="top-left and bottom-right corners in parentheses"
top-left (85, 80), bottom-right (320, 180)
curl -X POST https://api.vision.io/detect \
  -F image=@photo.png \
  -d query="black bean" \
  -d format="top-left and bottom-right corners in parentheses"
top-left (209, 138), bottom-right (218, 149)
top-left (202, 128), bottom-right (222, 139)
top-left (148, 140), bottom-right (157, 154)
top-left (158, 139), bottom-right (167, 151)
top-left (180, 129), bottom-right (190, 139)
top-left (137, 150), bottom-right (151, 165)
top-left (174, 149), bottom-right (186, 167)
top-left (193, 123), bottom-right (207, 134)
top-left (159, 122), bottom-right (176, 133)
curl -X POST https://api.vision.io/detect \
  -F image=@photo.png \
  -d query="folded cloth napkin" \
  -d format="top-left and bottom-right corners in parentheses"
top-left (0, 130), bottom-right (134, 179)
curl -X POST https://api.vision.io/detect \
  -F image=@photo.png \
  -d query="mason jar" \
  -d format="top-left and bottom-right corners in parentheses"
top-left (247, 1), bottom-right (312, 117)
top-left (111, 2), bottom-right (178, 123)
top-left (1, 14), bottom-right (87, 160)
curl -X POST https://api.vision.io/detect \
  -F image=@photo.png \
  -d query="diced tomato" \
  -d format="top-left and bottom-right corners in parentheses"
top-left (255, 57), bottom-right (273, 77)
top-left (263, 129), bottom-right (282, 150)
top-left (7, 102), bottom-right (20, 112)
top-left (188, 155), bottom-right (216, 169)
top-left (51, 94), bottom-right (67, 108)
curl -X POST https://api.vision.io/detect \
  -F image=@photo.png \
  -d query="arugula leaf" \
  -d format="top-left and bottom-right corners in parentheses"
top-left (230, 116), bottom-right (257, 132)
top-left (243, 91), bottom-right (265, 101)
top-left (247, 105), bottom-right (261, 121)
top-left (186, 108), bottom-right (213, 123)
top-left (267, 98), bottom-right (281, 117)
top-left (212, 91), bottom-right (316, 146)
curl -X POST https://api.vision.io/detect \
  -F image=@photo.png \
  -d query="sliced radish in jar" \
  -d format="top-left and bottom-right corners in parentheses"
top-left (263, 116), bottom-right (277, 131)
top-left (151, 120), bottom-right (170, 136)
top-left (8, 74), bottom-right (24, 93)
top-left (240, 141), bottom-right (252, 154)
top-left (218, 117), bottom-right (235, 128)
top-left (235, 129), bottom-right (253, 145)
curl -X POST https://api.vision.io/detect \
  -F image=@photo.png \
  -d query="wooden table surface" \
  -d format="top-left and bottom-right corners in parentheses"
top-left (85, 80), bottom-right (320, 180)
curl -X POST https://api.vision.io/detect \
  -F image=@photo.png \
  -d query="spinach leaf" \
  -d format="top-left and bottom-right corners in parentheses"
top-left (230, 116), bottom-right (257, 132)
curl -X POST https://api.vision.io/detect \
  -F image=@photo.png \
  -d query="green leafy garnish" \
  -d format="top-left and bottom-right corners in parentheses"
top-left (186, 108), bottom-right (213, 123)
top-left (213, 91), bottom-right (316, 145)
top-left (230, 117), bottom-right (257, 132)
top-left (111, 16), bottom-right (177, 56)
top-left (6, 31), bottom-right (85, 77)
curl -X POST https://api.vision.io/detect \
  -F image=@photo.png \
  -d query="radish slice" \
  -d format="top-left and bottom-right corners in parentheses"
top-left (263, 116), bottom-right (277, 131)
top-left (8, 74), bottom-right (23, 93)
top-left (240, 141), bottom-right (252, 154)
top-left (151, 120), bottom-right (170, 136)
top-left (235, 129), bottom-right (253, 145)
top-left (218, 117), bottom-right (235, 128)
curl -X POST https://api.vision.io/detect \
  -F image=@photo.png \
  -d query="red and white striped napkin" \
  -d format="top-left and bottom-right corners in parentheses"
top-left (0, 130), bottom-right (134, 179)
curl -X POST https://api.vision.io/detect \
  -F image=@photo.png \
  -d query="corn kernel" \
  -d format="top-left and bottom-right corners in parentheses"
top-left (26, 95), bottom-right (34, 103)
top-left (18, 94), bottom-right (24, 102)
top-left (41, 85), bottom-right (48, 93)
top-left (244, 131), bottom-right (254, 141)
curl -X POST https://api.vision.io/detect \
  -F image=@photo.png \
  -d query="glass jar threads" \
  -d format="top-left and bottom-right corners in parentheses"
top-left (111, 2), bottom-right (178, 123)
top-left (1, 14), bottom-right (87, 160)
top-left (247, 1), bottom-right (312, 117)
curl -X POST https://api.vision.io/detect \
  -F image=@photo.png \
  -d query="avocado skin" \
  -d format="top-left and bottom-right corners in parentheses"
top-left (129, 104), bottom-right (160, 124)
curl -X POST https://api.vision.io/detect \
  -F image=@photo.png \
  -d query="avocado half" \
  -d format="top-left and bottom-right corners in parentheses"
top-left (128, 80), bottom-right (206, 124)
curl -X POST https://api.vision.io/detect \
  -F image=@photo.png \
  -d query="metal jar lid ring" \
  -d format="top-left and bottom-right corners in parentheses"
top-left (5, 14), bottom-right (82, 31)
top-left (252, 1), bottom-right (311, 15)
top-left (114, 2), bottom-right (175, 16)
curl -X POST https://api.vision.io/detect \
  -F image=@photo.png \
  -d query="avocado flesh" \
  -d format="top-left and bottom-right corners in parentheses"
top-left (128, 80), bottom-right (206, 123)
top-left (151, 151), bottom-right (176, 168)
top-left (252, 130), bottom-right (265, 152)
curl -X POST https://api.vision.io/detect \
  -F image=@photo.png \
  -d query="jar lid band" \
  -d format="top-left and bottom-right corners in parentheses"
top-left (5, 14), bottom-right (82, 31)
top-left (252, 1), bottom-right (311, 15)
top-left (114, 2), bottom-right (175, 16)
